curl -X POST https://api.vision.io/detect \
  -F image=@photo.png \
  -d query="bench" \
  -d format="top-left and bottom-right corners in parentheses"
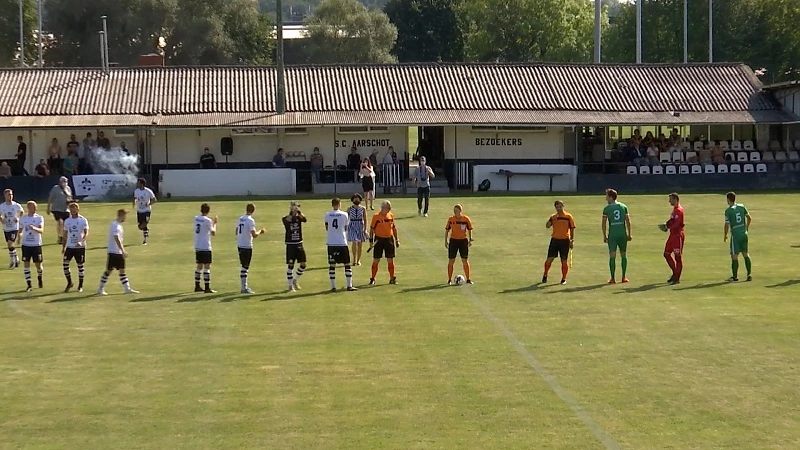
top-left (493, 169), bottom-right (565, 192)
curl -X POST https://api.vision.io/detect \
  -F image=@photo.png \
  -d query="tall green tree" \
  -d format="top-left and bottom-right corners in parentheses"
top-left (384, 0), bottom-right (464, 62)
top-left (44, 0), bottom-right (273, 67)
top-left (304, 0), bottom-right (397, 63)
top-left (461, 0), bottom-right (598, 62)
top-left (0, 0), bottom-right (37, 66)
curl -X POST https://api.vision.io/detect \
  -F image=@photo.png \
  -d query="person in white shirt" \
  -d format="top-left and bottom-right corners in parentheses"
top-left (19, 201), bottom-right (44, 291)
top-left (324, 198), bottom-right (356, 291)
top-left (97, 209), bottom-right (139, 295)
top-left (413, 156), bottom-right (435, 217)
top-left (132, 178), bottom-right (157, 245)
top-left (62, 202), bottom-right (89, 292)
top-left (235, 203), bottom-right (266, 294)
top-left (1, 189), bottom-right (24, 269)
top-left (194, 203), bottom-right (218, 293)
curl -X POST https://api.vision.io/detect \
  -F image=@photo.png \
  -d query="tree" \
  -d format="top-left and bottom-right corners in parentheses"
top-left (461, 0), bottom-right (598, 62)
top-left (0, 0), bottom-right (47, 66)
top-left (44, 0), bottom-right (274, 67)
top-left (384, 0), bottom-right (464, 62)
top-left (304, 0), bottom-right (398, 63)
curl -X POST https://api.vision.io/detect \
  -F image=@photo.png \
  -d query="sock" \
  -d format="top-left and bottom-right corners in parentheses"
top-left (675, 255), bottom-right (683, 281)
top-left (63, 260), bottom-right (72, 284)
top-left (143, 227), bottom-right (149, 241)
top-left (286, 264), bottom-right (294, 289)
top-left (120, 273), bottom-right (130, 290)
top-left (371, 261), bottom-right (379, 279)
top-left (241, 265), bottom-right (249, 290)
top-left (561, 262), bottom-right (568, 280)
top-left (664, 253), bottom-right (676, 274)
top-left (329, 265), bottom-right (336, 288)
top-left (544, 260), bottom-right (552, 275)
top-left (447, 262), bottom-right (454, 280)
top-left (744, 256), bottom-right (752, 276)
top-left (732, 259), bottom-right (739, 278)
top-left (388, 261), bottom-right (395, 278)
top-left (9, 248), bottom-right (17, 264)
top-left (77, 263), bottom-right (85, 288)
top-left (621, 256), bottom-right (628, 278)
top-left (194, 269), bottom-right (201, 288)
top-left (37, 266), bottom-right (43, 282)
top-left (203, 269), bottom-right (210, 289)
top-left (99, 272), bottom-right (109, 290)
top-left (345, 265), bottom-right (353, 288)
top-left (463, 261), bottom-right (471, 280)
top-left (24, 267), bottom-right (31, 287)
top-left (295, 265), bottom-right (305, 280)
top-left (609, 257), bottom-right (616, 279)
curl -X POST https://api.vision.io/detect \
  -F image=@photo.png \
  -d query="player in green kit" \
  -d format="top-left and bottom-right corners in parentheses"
top-left (601, 188), bottom-right (632, 283)
top-left (723, 191), bottom-right (752, 282)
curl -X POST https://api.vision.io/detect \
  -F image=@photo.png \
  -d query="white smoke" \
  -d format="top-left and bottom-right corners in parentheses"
top-left (82, 146), bottom-right (140, 202)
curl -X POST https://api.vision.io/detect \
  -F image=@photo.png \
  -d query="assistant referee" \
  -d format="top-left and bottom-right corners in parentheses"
top-left (542, 200), bottom-right (576, 285)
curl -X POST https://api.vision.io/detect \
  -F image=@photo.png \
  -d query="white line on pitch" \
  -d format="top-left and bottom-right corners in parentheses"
top-left (406, 229), bottom-right (621, 450)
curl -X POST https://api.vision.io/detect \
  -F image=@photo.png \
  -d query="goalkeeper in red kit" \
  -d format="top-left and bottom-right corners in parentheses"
top-left (659, 192), bottom-right (685, 285)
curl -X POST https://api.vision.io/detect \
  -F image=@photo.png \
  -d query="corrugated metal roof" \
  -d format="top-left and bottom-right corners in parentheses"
top-left (0, 115), bottom-right (155, 128)
top-left (0, 63), bottom-right (782, 118)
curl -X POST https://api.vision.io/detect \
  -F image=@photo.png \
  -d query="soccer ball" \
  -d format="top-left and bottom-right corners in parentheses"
top-left (454, 275), bottom-right (466, 285)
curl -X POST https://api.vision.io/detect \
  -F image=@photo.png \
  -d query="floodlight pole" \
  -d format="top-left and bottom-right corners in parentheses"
top-left (683, 0), bottom-right (688, 63)
top-left (593, 0), bottom-right (601, 63)
top-left (19, 0), bottom-right (25, 65)
top-left (636, 0), bottom-right (642, 63)
top-left (37, 0), bottom-right (43, 66)
top-left (276, 0), bottom-right (286, 114)
top-left (708, 0), bottom-right (713, 62)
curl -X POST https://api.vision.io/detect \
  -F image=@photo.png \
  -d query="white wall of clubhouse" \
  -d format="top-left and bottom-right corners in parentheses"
top-left (444, 126), bottom-right (564, 159)
top-left (151, 127), bottom-right (408, 165)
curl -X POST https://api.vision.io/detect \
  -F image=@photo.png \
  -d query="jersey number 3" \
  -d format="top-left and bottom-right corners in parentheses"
top-left (613, 210), bottom-right (621, 220)
top-left (195, 223), bottom-right (201, 234)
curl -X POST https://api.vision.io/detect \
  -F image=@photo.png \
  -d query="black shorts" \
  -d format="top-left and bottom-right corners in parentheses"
top-left (286, 243), bottom-right (307, 264)
top-left (106, 253), bottom-right (125, 271)
top-left (448, 238), bottom-right (469, 260)
top-left (21, 245), bottom-right (43, 263)
top-left (52, 211), bottom-right (69, 222)
top-left (547, 238), bottom-right (571, 259)
top-left (195, 250), bottom-right (212, 265)
top-left (63, 247), bottom-right (86, 263)
top-left (238, 248), bottom-right (253, 267)
top-left (327, 245), bottom-right (351, 265)
top-left (372, 237), bottom-right (396, 259)
top-left (4, 231), bottom-right (18, 243)
top-left (137, 212), bottom-right (151, 227)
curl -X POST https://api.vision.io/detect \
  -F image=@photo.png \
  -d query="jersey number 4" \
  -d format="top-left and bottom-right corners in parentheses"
top-left (331, 219), bottom-right (338, 229)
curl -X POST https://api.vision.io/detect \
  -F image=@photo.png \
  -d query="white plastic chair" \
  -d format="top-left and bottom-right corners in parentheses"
top-left (672, 151), bottom-right (684, 162)
top-left (693, 141), bottom-right (704, 150)
top-left (756, 163), bottom-right (767, 173)
top-left (724, 152), bottom-right (735, 162)
top-left (639, 166), bottom-right (650, 174)
top-left (679, 165), bottom-right (690, 174)
top-left (762, 151), bottom-right (775, 162)
top-left (719, 141), bottom-right (730, 150)
top-left (651, 165), bottom-right (664, 175)
top-left (660, 152), bottom-right (672, 163)
top-left (665, 165), bottom-right (677, 175)
top-left (626, 166), bottom-right (637, 174)
top-left (743, 164), bottom-right (754, 173)
top-left (789, 151), bottom-right (800, 162)
top-left (730, 164), bottom-right (742, 173)
top-left (737, 152), bottom-right (748, 162)
top-left (717, 164), bottom-right (729, 174)
top-left (704, 164), bottom-right (716, 174)
top-left (776, 152), bottom-right (788, 161)
top-left (685, 151), bottom-right (698, 161)
top-left (731, 140), bottom-right (742, 151)
top-left (690, 165), bottom-right (702, 174)
top-left (743, 140), bottom-right (755, 151)
top-left (749, 152), bottom-right (761, 162)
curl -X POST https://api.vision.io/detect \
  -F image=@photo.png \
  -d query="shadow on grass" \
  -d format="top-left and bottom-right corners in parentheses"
top-left (614, 283), bottom-right (666, 294)
top-left (262, 289), bottom-right (330, 302)
top-left (395, 215), bottom-right (421, 221)
top-left (499, 283), bottom-right (555, 294)
top-left (766, 279), bottom-right (800, 288)
top-left (791, 245), bottom-right (800, 249)
top-left (2, 290), bottom-right (60, 302)
top-left (47, 293), bottom-right (96, 303)
top-left (176, 292), bottom-right (233, 303)
top-left (545, 283), bottom-right (608, 294)
top-left (130, 293), bottom-right (185, 303)
top-left (400, 284), bottom-right (450, 293)
top-left (674, 281), bottom-right (731, 291)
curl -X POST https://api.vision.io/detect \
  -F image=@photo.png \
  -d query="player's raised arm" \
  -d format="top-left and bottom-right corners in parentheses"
top-left (546, 214), bottom-right (554, 228)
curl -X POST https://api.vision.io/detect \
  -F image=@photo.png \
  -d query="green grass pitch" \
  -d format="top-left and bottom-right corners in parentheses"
top-left (1, 193), bottom-right (799, 449)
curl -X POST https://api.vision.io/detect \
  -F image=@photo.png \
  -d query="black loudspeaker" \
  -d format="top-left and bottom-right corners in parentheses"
top-left (220, 137), bottom-right (233, 156)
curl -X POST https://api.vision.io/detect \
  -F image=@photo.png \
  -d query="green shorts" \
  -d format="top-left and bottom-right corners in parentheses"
top-left (729, 233), bottom-right (748, 255)
top-left (607, 235), bottom-right (628, 253)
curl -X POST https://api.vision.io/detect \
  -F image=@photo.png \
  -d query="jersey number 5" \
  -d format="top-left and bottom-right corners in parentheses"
top-left (195, 223), bottom-right (201, 234)
top-left (332, 219), bottom-right (338, 229)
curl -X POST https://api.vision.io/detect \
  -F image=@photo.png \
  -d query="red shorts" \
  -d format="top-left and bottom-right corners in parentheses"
top-left (665, 234), bottom-right (684, 254)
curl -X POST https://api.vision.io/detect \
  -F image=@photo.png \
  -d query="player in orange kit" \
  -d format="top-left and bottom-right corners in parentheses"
top-left (368, 200), bottom-right (399, 285)
top-left (659, 192), bottom-right (685, 285)
top-left (445, 204), bottom-right (473, 285)
top-left (542, 200), bottom-right (575, 285)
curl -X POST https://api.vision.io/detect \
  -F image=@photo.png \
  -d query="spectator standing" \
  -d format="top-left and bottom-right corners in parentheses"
top-left (413, 156), bottom-right (435, 217)
top-left (97, 131), bottom-right (111, 149)
top-left (34, 159), bottom-right (49, 177)
top-left (388, 145), bottom-right (398, 163)
top-left (82, 132), bottom-right (96, 174)
top-left (369, 149), bottom-right (379, 167)
top-left (200, 148), bottom-right (217, 169)
top-left (310, 147), bottom-right (324, 183)
top-left (14, 136), bottom-right (28, 176)
top-left (347, 146), bottom-right (361, 172)
top-left (47, 176), bottom-right (73, 245)
top-left (272, 148), bottom-right (286, 168)
top-left (68, 134), bottom-right (80, 150)
top-left (0, 162), bottom-right (10, 179)
top-left (359, 159), bottom-right (376, 210)
top-left (48, 138), bottom-right (63, 175)
top-left (63, 145), bottom-right (79, 177)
